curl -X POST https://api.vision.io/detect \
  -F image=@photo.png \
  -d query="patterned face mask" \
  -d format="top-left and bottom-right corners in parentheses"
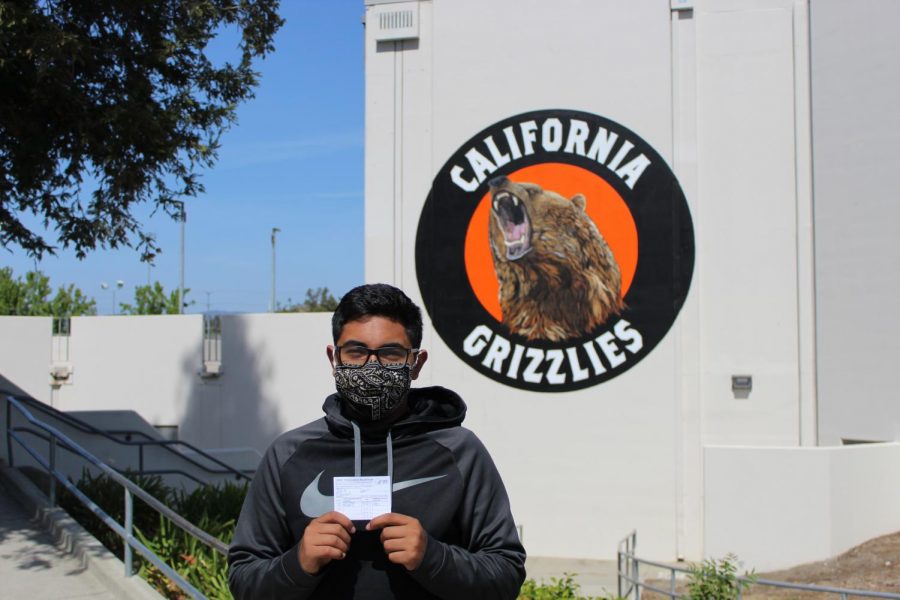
top-left (334, 362), bottom-right (412, 422)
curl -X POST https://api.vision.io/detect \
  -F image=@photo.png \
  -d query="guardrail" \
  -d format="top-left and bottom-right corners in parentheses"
top-left (617, 531), bottom-right (900, 600)
top-left (10, 394), bottom-right (252, 485)
top-left (5, 394), bottom-right (228, 600)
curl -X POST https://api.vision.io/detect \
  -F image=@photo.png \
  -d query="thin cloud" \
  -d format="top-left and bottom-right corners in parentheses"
top-left (217, 132), bottom-right (363, 168)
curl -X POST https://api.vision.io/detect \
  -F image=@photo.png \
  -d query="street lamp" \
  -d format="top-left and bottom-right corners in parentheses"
top-left (176, 202), bottom-right (186, 315)
top-left (270, 227), bottom-right (281, 313)
top-left (101, 280), bottom-right (124, 315)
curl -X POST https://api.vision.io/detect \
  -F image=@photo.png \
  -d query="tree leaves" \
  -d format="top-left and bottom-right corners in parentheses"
top-left (0, 0), bottom-right (283, 260)
top-left (0, 266), bottom-right (96, 315)
top-left (119, 280), bottom-right (192, 314)
top-left (278, 286), bottom-right (340, 313)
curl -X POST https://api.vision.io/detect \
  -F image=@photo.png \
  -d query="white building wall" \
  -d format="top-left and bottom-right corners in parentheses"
top-left (811, 0), bottom-right (900, 445)
top-left (829, 444), bottom-right (900, 553)
top-left (705, 443), bottom-right (900, 571)
top-left (364, 0), bottom-right (816, 561)
top-left (56, 315), bottom-right (202, 427)
top-left (366, 0), bottom-right (687, 562)
top-left (0, 317), bottom-right (54, 402)
top-left (694, 0), bottom-right (810, 448)
top-left (0, 312), bottom-right (338, 490)
top-left (1, 313), bottom-right (335, 461)
top-left (194, 313), bottom-right (334, 452)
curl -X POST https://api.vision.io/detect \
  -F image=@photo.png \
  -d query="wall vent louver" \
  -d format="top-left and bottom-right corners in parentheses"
top-left (371, 3), bottom-right (419, 42)
top-left (380, 9), bottom-right (413, 30)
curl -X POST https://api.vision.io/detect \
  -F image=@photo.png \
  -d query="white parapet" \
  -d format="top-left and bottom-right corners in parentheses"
top-left (704, 443), bottom-right (900, 571)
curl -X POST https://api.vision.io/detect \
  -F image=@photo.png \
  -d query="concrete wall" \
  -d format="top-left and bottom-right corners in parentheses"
top-left (705, 443), bottom-right (900, 571)
top-left (0, 317), bottom-right (53, 402)
top-left (57, 315), bottom-right (202, 424)
top-left (811, 0), bottom-right (900, 445)
top-left (1, 313), bottom-right (335, 463)
top-left (192, 313), bottom-right (334, 452)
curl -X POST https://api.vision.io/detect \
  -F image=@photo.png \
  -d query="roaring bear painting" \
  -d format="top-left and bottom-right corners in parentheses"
top-left (488, 176), bottom-right (624, 341)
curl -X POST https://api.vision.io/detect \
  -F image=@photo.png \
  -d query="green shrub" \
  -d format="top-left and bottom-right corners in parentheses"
top-left (58, 469), bottom-right (172, 558)
top-left (59, 470), bottom-right (247, 599)
top-left (172, 479), bottom-right (248, 526)
top-left (136, 514), bottom-right (234, 600)
top-left (686, 553), bottom-right (756, 600)
top-left (518, 573), bottom-right (620, 600)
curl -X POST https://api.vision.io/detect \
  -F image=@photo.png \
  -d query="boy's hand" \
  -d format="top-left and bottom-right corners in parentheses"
top-left (298, 511), bottom-right (356, 574)
top-left (367, 513), bottom-right (427, 571)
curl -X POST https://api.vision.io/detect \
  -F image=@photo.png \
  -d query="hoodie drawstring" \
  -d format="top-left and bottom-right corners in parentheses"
top-left (351, 421), bottom-right (362, 477)
top-left (386, 431), bottom-right (394, 482)
top-left (350, 420), bottom-right (394, 482)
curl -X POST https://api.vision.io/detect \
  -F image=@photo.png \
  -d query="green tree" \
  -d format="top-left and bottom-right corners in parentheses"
top-left (278, 287), bottom-right (340, 313)
top-left (119, 281), bottom-right (193, 315)
top-left (0, 267), bottom-right (96, 316)
top-left (0, 0), bottom-right (283, 261)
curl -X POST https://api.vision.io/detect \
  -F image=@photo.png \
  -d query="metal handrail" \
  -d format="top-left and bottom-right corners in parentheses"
top-left (5, 394), bottom-right (230, 600)
top-left (617, 531), bottom-right (900, 600)
top-left (16, 394), bottom-right (160, 442)
top-left (10, 426), bottom-right (211, 486)
top-left (13, 394), bottom-right (252, 482)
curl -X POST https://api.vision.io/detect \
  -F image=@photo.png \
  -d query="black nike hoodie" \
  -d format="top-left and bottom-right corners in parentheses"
top-left (228, 386), bottom-right (526, 599)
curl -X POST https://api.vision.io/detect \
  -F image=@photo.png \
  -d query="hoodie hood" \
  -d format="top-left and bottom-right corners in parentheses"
top-left (323, 385), bottom-right (466, 440)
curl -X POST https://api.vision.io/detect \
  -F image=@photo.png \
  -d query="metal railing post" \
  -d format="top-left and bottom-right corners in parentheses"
top-left (124, 488), bottom-right (133, 577)
top-left (49, 436), bottom-right (57, 507)
top-left (618, 550), bottom-right (623, 599)
top-left (670, 569), bottom-right (677, 598)
top-left (634, 558), bottom-right (640, 600)
top-left (633, 532), bottom-right (640, 600)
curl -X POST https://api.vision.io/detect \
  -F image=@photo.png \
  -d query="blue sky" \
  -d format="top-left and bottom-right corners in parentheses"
top-left (3, 1), bottom-right (365, 314)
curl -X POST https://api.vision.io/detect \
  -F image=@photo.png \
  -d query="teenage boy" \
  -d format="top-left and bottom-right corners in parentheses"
top-left (228, 283), bottom-right (526, 599)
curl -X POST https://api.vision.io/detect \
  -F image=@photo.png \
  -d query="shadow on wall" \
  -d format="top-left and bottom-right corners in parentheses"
top-left (0, 373), bottom-right (28, 397)
top-left (178, 316), bottom-right (284, 458)
top-left (0, 374), bottom-right (26, 463)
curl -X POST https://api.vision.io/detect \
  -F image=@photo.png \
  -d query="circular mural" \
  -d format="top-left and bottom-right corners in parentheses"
top-left (416, 109), bottom-right (694, 392)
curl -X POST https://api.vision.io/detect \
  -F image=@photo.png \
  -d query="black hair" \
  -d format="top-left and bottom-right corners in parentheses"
top-left (331, 283), bottom-right (423, 348)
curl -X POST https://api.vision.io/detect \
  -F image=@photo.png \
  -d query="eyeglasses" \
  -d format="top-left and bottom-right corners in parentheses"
top-left (335, 345), bottom-right (419, 369)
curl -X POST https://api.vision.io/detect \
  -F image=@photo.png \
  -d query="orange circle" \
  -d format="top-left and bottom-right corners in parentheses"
top-left (464, 163), bottom-right (638, 322)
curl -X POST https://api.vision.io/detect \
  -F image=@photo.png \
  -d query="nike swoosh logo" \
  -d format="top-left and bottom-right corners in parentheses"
top-left (392, 475), bottom-right (445, 492)
top-left (300, 470), bottom-right (446, 518)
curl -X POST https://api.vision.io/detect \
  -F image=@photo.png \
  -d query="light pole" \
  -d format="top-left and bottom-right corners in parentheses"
top-left (101, 282), bottom-right (109, 314)
top-left (270, 227), bottom-right (281, 312)
top-left (101, 280), bottom-right (124, 315)
top-left (176, 202), bottom-right (186, 315)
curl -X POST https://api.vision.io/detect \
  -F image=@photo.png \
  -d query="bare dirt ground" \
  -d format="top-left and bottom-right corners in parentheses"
top-left (643, 530), bottom-right (900, 599)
